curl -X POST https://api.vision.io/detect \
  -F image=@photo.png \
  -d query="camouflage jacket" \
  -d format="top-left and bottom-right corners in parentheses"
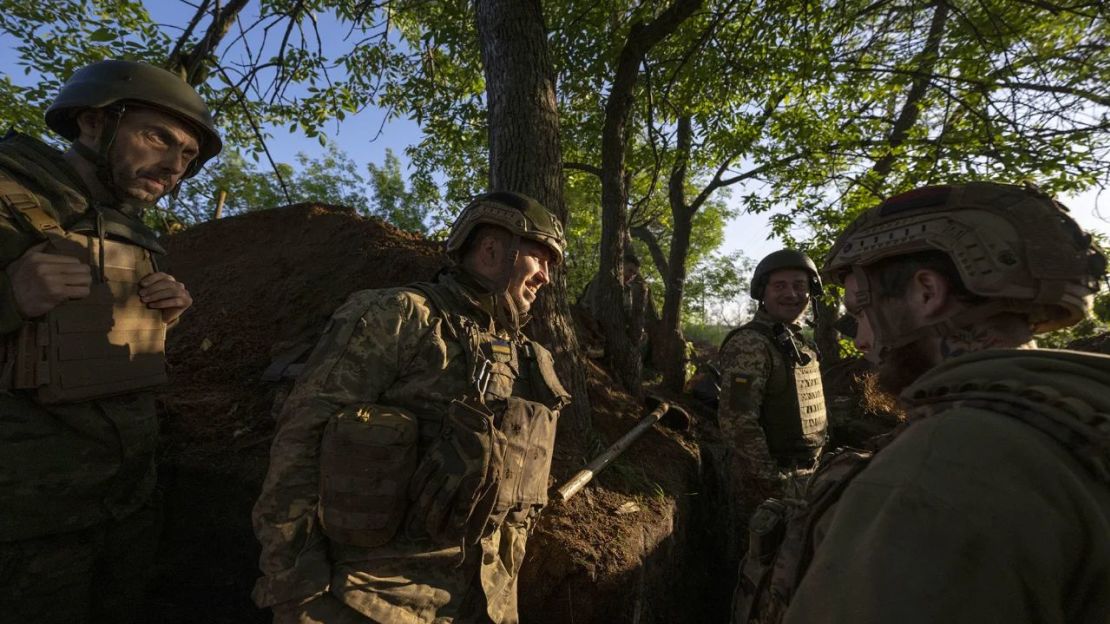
top-left (717, 310), bottom-right (824, 488)
top-left (0, 134), bottom-right (159, 541)
top-left (781, 349), bottom-right (1110, 623)
top-left (252, 270), bottom-right (569, 623)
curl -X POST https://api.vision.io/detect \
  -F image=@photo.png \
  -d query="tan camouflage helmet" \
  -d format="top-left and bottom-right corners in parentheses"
top-left (824, 182), bottom-right (1107, 350)
top-left (445, 191), bottom-right (566, 264)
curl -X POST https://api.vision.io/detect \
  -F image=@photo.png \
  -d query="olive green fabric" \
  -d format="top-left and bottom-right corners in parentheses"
top-left (0, 134), bottom-right (164, 623)
top-left (45, 60), bottom-right (221, 173)
top-left (782, 349), bottom-right (1110, 624)
top-left (252, 269), bottom-right (569, 623)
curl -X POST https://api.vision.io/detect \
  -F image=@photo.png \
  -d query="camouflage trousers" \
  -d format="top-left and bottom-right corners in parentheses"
top-left (0, 493), bottom-right (161, 624)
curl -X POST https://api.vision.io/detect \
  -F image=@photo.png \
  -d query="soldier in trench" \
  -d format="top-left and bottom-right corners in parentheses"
top-left (735, 182), bottom-right (1110, 623)
top-left (0, 60), bottom-right (220, 623)
top-left (714, 250), bottom-right (828, 590)
top-left (253, 191), bottom-right (571, 623)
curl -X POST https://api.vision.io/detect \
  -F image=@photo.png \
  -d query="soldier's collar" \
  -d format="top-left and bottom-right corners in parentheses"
top-left (441, 269), bottom-right (530, 335)
top-left (753, 307), bottom-right (804, 332)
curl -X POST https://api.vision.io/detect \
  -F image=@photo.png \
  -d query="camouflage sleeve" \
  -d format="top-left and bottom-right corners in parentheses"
top-left (0, 191), bottom-right (39, 336)
top-left (251, 288), bottom-right (437, 608)
top-left (717, 330), bottom-right (778, 484)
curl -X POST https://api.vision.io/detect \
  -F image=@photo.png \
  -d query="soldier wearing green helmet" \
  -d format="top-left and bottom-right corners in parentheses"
top-left (0, 60), bottom-right (220, 622)
top-left (733, 182), bottom-right (1110, 624)
top-left (714, 248), bottom-right (829, 598)
top-left (253, 191), bottom-right (570, 623)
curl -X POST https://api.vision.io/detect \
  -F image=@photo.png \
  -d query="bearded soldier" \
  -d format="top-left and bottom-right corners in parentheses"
top-left (0, 61), bottom-right (220, 622)
top-left (252, 191), bottom-right (570, 623)
top-left (734, 182), bottom-right (1110, 623)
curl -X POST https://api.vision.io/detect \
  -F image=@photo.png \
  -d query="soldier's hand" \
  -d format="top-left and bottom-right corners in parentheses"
top-left (6, 244), bottom-right (92, 318)
top-left (140, 272), bottom-right (192, 324)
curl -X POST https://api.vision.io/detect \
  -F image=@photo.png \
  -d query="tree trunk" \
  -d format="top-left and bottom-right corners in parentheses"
top-left (660, 206), bottom-right (694, 390)
top-left (475, 0), bottom-right (591, 428)
top-left (595, 0), bottom-right (703, 395)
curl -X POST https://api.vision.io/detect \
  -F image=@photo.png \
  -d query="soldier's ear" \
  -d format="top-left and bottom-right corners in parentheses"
top-left (908, 268), bottom-right (951, 320)
top-left (74, 108), bottom-right (106, 145)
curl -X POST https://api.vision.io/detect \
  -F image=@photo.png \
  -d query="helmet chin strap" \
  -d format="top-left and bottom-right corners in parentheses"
top-left (71, 105), bottom-right (158, 217)
top-left (492, 234), bottom-right (523, 334)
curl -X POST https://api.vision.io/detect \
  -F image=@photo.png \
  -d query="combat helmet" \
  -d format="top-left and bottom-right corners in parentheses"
top-left (750, 249), bottom-right (822, 300)
top-left (445, 191), bottom-right (565, 264)
top-left (45, 60), bottom-right (222, 177)
top-left (823, 181), bottom-right (1107, 358)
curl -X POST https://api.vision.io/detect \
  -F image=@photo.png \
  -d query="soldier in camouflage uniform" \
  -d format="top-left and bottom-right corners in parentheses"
top-left (735, 182), bottom-right (1110, 623)
top-left (252, 191), bottom-right (570, 623)
top-left (717, 250), bottom-right (828, 498)
top-left (0, 61), bottom-right (220, 623)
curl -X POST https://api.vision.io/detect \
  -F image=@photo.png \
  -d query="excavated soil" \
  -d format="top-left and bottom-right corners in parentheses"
top-left (1068, 331), bottom-right (1110, 355)
top-left (145, 204), bottom-right (713, 623)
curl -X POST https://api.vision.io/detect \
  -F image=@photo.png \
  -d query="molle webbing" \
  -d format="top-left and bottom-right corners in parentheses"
top-left (0, 185), bottom-right (167, 402)
top-left (0, 178), bottom-right (63, 237)
top-left (734, 318), bottom-right (828, 461)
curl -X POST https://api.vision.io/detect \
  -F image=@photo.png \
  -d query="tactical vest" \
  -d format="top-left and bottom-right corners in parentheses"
top-left (411, 282), bottom-right (568, 524)
top-left (0, 179), bottom-right (167, 403)
top-left (725, 317), bottom-right (827, 464)
top-left (316, 281), bottom-right (569, 549)
top-left (733, 350), bottom-right (1110, 624)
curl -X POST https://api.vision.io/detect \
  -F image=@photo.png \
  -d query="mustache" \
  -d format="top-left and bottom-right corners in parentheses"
top-left (136, 171), bottom-right (174, 186)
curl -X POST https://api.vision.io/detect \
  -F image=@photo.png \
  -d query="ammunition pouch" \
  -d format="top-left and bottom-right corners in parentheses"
top-left (3, 233), bottom-right (167, 403)
top-left (318, 404), bottom-right (419, 547)
top-left (406, 397), bottom-right (506, 547)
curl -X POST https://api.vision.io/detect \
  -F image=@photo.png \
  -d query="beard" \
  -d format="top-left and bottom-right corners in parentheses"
top-left (875, 336), bottom-right (937, 398)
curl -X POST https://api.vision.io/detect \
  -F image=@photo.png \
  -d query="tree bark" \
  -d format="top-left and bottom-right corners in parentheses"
top-left (659, 115), bottom-right (694, 391)
top-left (596, 0), bottom-right (703, 394)
top-left (870, 1), bottom-right (949, 179)
top-left (475, 0), bottom-right (591, 428)
top-left (165, 0), bottom-right (251, 85)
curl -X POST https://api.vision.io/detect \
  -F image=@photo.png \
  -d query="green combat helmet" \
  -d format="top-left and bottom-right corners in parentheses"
top-left (823, 181), bottom-right (1108, 360)
top-left (751, 249), bottom-right (822, 300)
top-left (445, 191), bottom-right (566, 264)
top-left (45, 60), bottom-right (222, 178)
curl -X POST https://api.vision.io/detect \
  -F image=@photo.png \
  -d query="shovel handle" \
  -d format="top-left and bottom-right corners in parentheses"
top-left (554, 401), bottom-right (670, 502)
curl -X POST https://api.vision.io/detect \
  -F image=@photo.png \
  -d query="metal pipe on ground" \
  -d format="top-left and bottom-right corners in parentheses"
top-left (554, 394), bottom-right (690, 503)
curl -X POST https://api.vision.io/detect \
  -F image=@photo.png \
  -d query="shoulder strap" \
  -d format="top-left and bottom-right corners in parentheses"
top-left (719, 319), bottom-right (771, 357)
top-left (407, 282), bottom-right (487, 399)
top-left (0, 177), bottom-right (63, 238)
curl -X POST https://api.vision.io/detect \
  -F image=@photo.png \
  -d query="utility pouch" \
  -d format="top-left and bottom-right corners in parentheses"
top-left (748, 498), bottom-right (790, 564)
top-left (406, 397), bottom-right (505, 547)
top-left (319, 404), bottom-right (419, 547)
